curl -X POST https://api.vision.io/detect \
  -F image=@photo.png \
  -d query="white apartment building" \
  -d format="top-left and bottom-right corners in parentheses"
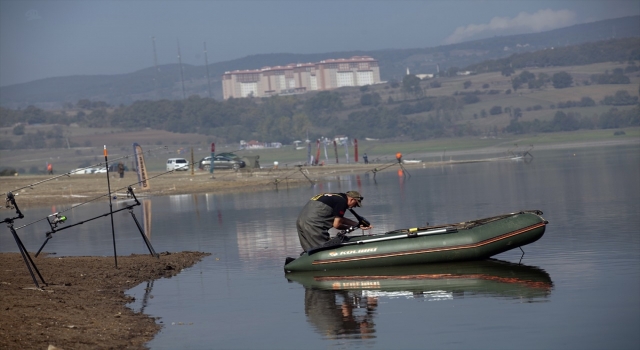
top-left (222, 56), bottom-right (381, 99)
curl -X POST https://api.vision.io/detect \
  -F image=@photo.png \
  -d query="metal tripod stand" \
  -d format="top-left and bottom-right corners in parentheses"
top-left (3, 192), bottom-right (47, 289)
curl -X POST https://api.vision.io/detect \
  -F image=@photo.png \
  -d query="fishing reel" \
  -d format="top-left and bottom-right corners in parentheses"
top-left (2, 192), bottom-right (24, 223)
top-left (4, 192), bottom-right (14, 210)
top-left (4, 192), bottom-right (16, 210)
top-left (47, 212), bottom-right (67, 229)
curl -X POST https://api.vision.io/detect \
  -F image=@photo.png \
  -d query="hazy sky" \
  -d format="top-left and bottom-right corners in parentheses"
top-left (1, 0), bottom-right (638, 87)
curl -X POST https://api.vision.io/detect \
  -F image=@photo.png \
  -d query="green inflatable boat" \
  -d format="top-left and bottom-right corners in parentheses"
top-left (284, 210), bottom-right (547, 272)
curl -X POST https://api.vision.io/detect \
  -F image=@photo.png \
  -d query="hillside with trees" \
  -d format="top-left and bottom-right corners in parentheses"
top-left (2, 57), bottom-right (638, 152)
top-left (465, 37), bottom-right (640, 74)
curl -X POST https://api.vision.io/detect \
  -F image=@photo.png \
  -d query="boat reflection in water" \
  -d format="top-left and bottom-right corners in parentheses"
top-left (286, 259), bottom-right (553, 339)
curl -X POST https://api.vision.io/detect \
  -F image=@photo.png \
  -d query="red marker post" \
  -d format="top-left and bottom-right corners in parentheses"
top-left (354, 138), bottom-right (359, 163)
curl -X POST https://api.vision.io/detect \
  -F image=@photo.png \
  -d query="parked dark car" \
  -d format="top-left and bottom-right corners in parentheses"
top-left (200, 155), bottom-right (245, 170)
top-left (217, 152), bottom-right (240, 160)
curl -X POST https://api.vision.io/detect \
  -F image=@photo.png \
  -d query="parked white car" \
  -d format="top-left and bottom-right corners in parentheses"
top-left (166, 158), bottom-right (189, 171)
top-left (69, 168), bottom-right (98, 175)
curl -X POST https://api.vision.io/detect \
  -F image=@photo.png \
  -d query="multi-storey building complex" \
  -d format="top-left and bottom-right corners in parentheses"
top-left (222, 56), bottom-right (381, 99)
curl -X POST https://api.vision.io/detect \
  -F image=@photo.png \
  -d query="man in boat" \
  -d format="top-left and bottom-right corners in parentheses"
top-left (296, 191), bottom-right (373, 252)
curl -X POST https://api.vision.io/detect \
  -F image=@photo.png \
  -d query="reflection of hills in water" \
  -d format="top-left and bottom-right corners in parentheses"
top-left (287, 259), bottom-right (553, 301)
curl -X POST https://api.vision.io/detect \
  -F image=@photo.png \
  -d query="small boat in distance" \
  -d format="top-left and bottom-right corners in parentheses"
top-left (402, 159), bottom-right (422, 164)
top-left (285, 210), bottom-right (547, 272)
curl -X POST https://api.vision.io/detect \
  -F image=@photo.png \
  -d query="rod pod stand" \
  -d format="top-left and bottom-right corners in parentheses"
top-left (296, 165), bottom-right (314, 185)
top-left (126, 187), bottom-right (158, 258)
top-left (368, 157), bottom-right (411, 182)
top-left (35, 187), bottom-right (158, 259)
top-left (396, 159), bottom-right (411, 178)
top-left (3, 192), bottom-right (47, 289)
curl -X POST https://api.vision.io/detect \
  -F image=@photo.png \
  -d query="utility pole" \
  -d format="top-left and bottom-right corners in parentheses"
top-left (204, 42), bottom-right (212, 99)
top-left (152, 36), bottom-right (160, 98)
top-left (177, 39), bottom-right (186, 100)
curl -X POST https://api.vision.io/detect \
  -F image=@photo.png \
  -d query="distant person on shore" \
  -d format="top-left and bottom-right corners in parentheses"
top-left (363, 153), bottom-right (369, 164)
top-left (296, 191), bottom-right (372, 252)
top-left (117, 162), bottom-right (125, 178)
top-left (47, 163), bottom-right (53, 175)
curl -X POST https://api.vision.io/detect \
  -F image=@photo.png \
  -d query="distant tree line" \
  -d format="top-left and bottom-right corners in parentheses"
top-left (590, 68), bottom-right (631, 85)
top-left (556, 97), bottom-right (596, 109)
top-left (2, 84), bottom-right (639, 150)
top-left (505, 106), bottom-right (639, 134)
top-left (466, 38), bottom-right (640, 75)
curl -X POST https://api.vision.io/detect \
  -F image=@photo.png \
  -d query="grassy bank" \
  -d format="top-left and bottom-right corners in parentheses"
top-left (251, 127), bottom-right (640, 165)
top-left (1, 127), bottom-right (638, 174)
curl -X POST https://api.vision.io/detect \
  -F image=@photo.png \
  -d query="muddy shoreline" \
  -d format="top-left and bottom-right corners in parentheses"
top-left (0, 252), bottom-right (209, 350)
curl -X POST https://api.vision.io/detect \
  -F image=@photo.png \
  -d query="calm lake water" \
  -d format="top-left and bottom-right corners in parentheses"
top-left (3, 144), bottom-right (639, 349)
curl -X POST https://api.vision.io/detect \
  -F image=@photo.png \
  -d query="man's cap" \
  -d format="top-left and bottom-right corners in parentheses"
top-left (346, 190), bottom-right (363, 207)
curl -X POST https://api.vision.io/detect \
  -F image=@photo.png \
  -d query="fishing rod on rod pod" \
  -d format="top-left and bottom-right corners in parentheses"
top-left (363, 148), bottom-right (423, 180)
top-left (1, 145), bottom-right (171, 285)
top-left (13, 170), bottom-right (216, 261)
top-left (12, 165), bottom-right (192, 232)
top-left (34, 186), bottom-right (158, 260)
top-left (6, 145), bottom-right (169, 195)
top-left (273, 166), bottom-right (316, 190)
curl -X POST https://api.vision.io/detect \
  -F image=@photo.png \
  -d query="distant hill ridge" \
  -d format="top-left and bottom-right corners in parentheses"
top-left (1, 15), bottom-right (638, 109)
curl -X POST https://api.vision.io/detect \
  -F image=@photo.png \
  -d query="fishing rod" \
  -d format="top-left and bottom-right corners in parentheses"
top-left (273, 166), bottom-right (315, 189)
top-left (34, 186), bottom-right (158, 259)
top-left (1, 145), bottom-right (168, 284)
top-left (6, 145), bottom-right (168, 195)
top-left (13, 165), bottom-right (191, 231)
top-left (365, 160), bottom-right (408, 180)
top-left (363, 148), bottom-right (421, 178)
